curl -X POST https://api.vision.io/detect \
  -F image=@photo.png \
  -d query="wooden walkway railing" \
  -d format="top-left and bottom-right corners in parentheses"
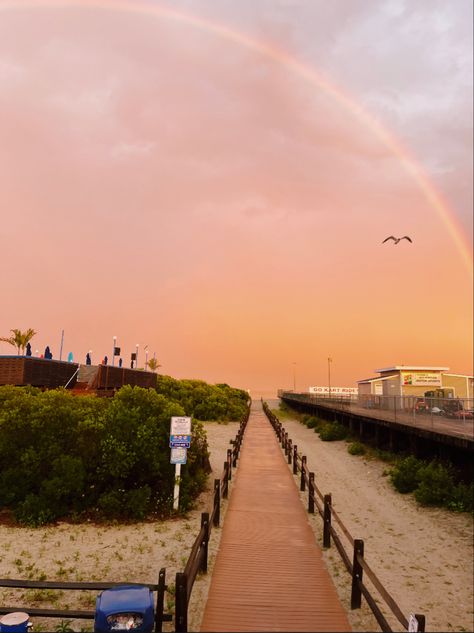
top-left (263, 401), bottom-right (427, 633)
top-left (175, 405), bottom-right (250, 632)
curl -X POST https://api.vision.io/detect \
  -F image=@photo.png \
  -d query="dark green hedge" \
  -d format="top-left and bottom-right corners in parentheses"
top-left (0, 385), bottom-right (213, 525)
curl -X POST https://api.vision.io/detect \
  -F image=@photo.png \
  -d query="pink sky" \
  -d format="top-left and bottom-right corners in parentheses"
top-left (1, 0), bottom-right (472, 396)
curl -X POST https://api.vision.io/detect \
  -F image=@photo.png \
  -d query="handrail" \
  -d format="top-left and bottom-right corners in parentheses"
top-left (174, 402), bottom-right (251, 633)
top-left (262, 401), bottom-right (426, 633)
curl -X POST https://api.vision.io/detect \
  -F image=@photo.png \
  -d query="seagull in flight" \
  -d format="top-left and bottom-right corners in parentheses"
top-left (382, 236), bottom-right (412, 244)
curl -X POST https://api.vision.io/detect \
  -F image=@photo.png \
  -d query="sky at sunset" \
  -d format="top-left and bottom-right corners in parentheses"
top-left (1, 0), bottom-right (472, 397)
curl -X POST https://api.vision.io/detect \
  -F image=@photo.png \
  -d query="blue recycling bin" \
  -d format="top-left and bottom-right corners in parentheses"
top-left (94, 585), bottom-right (154, 632)
top-left (0, 612), bottom-right (30, 633)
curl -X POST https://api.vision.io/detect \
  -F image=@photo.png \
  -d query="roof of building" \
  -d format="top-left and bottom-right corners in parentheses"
top-left (357, 375), bottom-right (396, 384)
top-left (375, 366), bottom-right (449, 373)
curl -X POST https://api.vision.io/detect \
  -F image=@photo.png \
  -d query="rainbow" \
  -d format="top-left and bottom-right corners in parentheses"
top-left (2, 0), bottom-right (472, 276)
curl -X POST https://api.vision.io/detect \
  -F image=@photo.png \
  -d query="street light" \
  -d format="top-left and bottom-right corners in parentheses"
top-left (135, 343), bottom-right (139, 369)
top-left (145, 347), bottom-right (149, 371)
top-left (328, 357), bottom-right (332, 397)
top-left (112, 336), bottom-right (117, 367)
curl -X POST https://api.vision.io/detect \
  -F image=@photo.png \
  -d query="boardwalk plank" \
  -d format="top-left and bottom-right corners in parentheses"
top-left (200, 402), bottom-right (351, 632)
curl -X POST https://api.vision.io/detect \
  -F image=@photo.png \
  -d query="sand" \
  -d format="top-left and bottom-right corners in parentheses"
top-left (1, 404), bottom-right (473, 633)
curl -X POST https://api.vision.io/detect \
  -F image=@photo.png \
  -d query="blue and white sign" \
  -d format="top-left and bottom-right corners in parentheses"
top-left (170, 447), bottom-right (188, 465)
top-left (169, 434), bottom-right (191, 448)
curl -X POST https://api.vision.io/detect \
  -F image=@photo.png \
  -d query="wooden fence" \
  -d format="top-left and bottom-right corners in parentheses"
top-left (174, 405), bottom-right (250, 632)
top-left (262, 401), bottom-right (426, 633)
top-left (0, 405), bottom-right (250, 633)
top-left (0, 573), bottom-right (171, 632)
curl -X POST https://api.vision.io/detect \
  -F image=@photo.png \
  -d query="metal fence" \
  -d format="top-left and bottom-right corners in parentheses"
top-left (280, 392), bottom-right (474, 439)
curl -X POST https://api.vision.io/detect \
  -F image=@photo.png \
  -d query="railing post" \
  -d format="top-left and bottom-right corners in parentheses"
top-left (281, 427), bottom-right (285, 447)
top-left (308, 472), bottom-right (315, 513)
top-left (175, 571), bottom-right (188, 632)
top-left (213, 479), bottom-right (220, 527)
top-left (200, 512), bottom-right (210, 573)
top-left (351, 539), bottom-right (364, 609)
top-left (413, 614), bottom-right (426, 632)
top-left (223, 462), bottom-right (229, 498)
top-left (300, 456), bottom-right (307, 491)
top-left (293, 445), bottom-right (298, 474)
top-left (323, 494), bottom-right (332, 548)
top-left (155, 567), bottom-right (166, 633)
top-left (287, 438), bottom-right (292, 464)
top-left (227, 449), bottom-right (232, 481)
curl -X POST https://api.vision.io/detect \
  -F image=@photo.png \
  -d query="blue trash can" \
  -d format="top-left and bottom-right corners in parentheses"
top-left (0, 612), bottom-right (30, 633)
top-left (94, 585), bottom-right (154, 632)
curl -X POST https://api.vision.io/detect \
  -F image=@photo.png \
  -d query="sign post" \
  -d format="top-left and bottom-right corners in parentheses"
top-left (170, 417), bottom-right (192, 511)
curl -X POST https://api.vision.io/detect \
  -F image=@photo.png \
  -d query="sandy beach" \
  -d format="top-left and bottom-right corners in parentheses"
top-left (1, 403), bottom-right (473, 632)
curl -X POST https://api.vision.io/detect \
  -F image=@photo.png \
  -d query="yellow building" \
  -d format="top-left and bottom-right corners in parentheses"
top-left (358, 366), bottom-right (473, 399)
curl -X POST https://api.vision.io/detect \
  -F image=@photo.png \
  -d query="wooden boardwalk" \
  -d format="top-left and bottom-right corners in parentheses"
top-left (200, 402), bottom-right (351, 632)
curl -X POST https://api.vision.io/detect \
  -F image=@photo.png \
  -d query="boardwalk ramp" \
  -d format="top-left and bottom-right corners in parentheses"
top-left (200, 401), bottom-right (351, 632)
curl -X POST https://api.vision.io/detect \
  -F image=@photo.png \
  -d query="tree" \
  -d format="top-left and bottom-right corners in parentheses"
top-left (0, 328), bottom-right (37, 355)
top-left (147, 357), bottom-right (161, 372)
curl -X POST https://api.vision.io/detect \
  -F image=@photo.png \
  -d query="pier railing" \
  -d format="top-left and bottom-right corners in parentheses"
top-left (263, 401), bottom-right (426, 633)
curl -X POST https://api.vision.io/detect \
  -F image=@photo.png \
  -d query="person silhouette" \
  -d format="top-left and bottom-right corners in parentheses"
top-left (44, 346), bottom-right (51, 359)
top-left (118, 358), bottom-right (123, 368)
top-left (26, 342), bottom-right (32, 356)
top-left (103, 355), bottom-right (108, 366)
top-left (86, 352), bottom-right (91, 365)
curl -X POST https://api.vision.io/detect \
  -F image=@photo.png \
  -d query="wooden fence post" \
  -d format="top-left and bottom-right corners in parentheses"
top-left (200, 512), bottom-right (210, 573)
top-left (227, 449), bottom-right (232, 481)
top-left (414, 614), bottom-right (426, 632)
top-left (287, 439), bottom-right (292, 464)
top-left (213, 479), bottom-right (220, 527)
top-left (323, 494), bottom-right (332, 548)
top-left (308, 472), bottom-right (315, 513)
top-left (155, 567), bottom-right (166, 633)
top-left (300, 456), bottom-right (307, 491)
top-left (293, 445), bottom-right (298, 474)
top-left (351, 539), bottom-right (364, 609)
top-left (175, 572), bottom-right (188, 632)
top-left (223, 462), bottom-right (229, 499)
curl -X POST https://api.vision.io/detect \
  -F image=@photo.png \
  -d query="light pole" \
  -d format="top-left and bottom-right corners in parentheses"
top-left (328, 357), bottom-right (332, 397)
top-left (135, 343), bottom-right (139, 369)
top-left (112, 336), bottom-right (117, 367)
top-left (292, 362), bottom-right (296, 392)
top-left (145, 347), bottom-right (149, 371)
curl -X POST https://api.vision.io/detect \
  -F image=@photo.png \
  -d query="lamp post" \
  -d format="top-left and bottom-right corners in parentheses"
top-left (112, 336), bottom-right (117, 367)
top-left (135, 343), bottom-right (139, 369)
top-left (328, 357), bottom-right (332, 397)
top-left (145, 347), bottom-right (149, 371)
top-left (292, 362), bottom-right (296, 392)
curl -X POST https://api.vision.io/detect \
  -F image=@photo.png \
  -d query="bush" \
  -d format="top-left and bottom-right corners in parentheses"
top-left (389, 456), bottom-right (423, 493)
top-left (414, 462), bottom-right (455, 507)
top-left (0, 383), bottom-right (216, 524)
top-left (305, 416), bottom-right (320, 429)
top-left (447, 482), bottom-right (474, 513)
top-left (318, 422), bottom-right (348, 441)
top-left (348, 441), bottom-right (366, 456)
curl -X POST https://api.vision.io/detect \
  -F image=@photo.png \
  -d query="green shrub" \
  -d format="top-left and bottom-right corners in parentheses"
top-left (447, 482), bottom-right (474, 513)
top-left (414, 462), bottom-right (455, 507)
top-left (389, 456), bottom-right (423, 493)
top-left (318, 422), bottom-right (348, 441)
top-left (348, 441), bottom-right (366, 455)
top-left (305, 416), bottom-right (320, 429)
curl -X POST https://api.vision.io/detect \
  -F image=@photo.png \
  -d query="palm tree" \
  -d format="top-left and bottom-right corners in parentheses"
top-left (147, 357), bottom-right (162, 372)
top-left (0, 328), bottom-right (37, 355)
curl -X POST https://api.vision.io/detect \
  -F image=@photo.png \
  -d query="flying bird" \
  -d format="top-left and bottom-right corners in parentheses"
top-left (382, 236), bottom-right (412, 244)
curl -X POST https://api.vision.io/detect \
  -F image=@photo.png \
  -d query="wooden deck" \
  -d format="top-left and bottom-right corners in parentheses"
top-left (200, 401), bottom-right (351, 632)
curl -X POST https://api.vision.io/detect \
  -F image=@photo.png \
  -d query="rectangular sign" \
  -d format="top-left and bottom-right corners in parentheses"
top-left (401, 372), bottom-right (442, 387)
top-left (309, 386), bottom-right (358, 395)
top-left (170, 447), bottom-right (187, 464)
top-left (170, 434), bottom-right (191, 448)
top-left (170, 416), bottom-right (192, 435)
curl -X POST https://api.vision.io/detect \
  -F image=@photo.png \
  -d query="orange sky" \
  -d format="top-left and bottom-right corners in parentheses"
top-left (0, 0), bottom-right (472, 396)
